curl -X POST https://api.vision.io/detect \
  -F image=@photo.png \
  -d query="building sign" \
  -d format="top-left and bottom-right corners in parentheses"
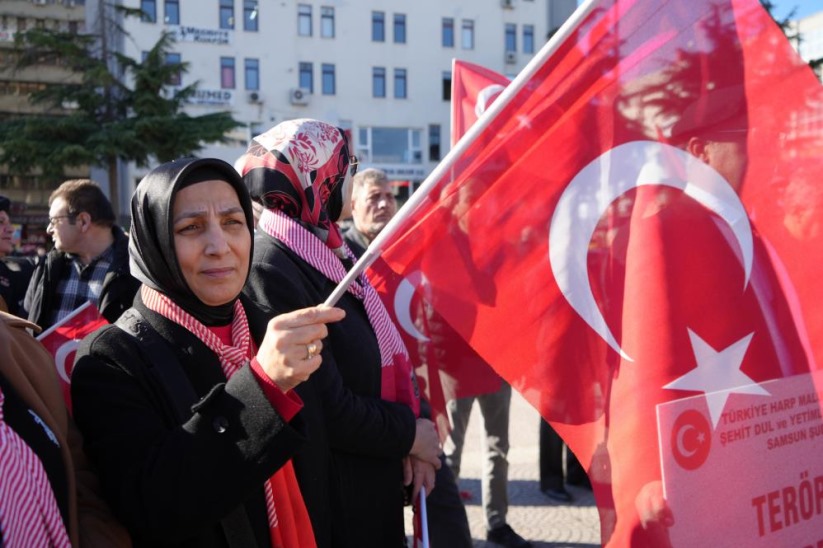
top-left (0, 30), bottom-right (16, 43)
top-left (187, 89), bottom-right (233, 106)
top-left (169, 26), bottom-right (231, 45)
top-left (376, 164), bottom-right (428, 180)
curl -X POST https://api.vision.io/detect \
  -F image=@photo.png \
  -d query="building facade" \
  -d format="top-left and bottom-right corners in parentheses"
top-left (0, 0), bottom-right (577, 241)
top-left (121, 0), bottom-right (577, 203)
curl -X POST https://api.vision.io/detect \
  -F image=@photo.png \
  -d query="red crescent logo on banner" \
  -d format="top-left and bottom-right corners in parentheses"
top-left (670, 408), bottom-right (712, 470)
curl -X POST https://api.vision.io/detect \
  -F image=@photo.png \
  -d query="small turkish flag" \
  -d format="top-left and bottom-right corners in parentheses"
top-left (37, 301), bottom-right (107, 412)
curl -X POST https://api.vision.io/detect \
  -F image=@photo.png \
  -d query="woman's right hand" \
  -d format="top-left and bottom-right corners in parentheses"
top-left (409, 418), bottom-right (442, 468)
top-left (256, 305), bottom-right (345, 392)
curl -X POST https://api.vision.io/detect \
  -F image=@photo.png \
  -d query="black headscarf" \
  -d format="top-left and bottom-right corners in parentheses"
top-left (129, 157), bottom-right (255, 325)
top-left (0, 196), bottom-right (10, 214)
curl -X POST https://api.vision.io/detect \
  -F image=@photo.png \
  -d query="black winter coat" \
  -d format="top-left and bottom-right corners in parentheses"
top-left (243, 232), bottom-right (416, 548)
top-left (24, 226), bottom-right (140, 330)
top-left (71, 296), bottom-right (306, 548)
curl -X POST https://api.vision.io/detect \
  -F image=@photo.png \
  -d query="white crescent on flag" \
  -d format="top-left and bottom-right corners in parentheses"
top-left (548, 140), bottom-right (754, 360)
top-left (393, 270), bottom-right (430, 342)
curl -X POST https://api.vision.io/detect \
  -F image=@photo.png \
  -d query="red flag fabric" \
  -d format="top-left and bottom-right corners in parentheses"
top-left (361, 0), bottom-right (823, 545)
top-left (365, 61), bottom-right (513, 439)
top-left (450, 60), bottom-right (510, 147)
top-left (37, 301), bottom-right (107, 412)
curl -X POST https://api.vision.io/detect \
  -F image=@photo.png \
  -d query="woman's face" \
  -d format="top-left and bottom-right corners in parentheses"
top-left (172, 180), bottom-right (251, 306)
top-left (0, 211), bottom-right (13, 256)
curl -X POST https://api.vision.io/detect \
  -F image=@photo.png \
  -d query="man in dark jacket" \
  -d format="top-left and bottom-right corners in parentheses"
top-left (23, 180), bottom-right (139, 330)
top-left (0, 195), bottom-right (35, 315)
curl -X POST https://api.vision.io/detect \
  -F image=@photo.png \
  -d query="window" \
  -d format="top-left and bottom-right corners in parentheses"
top-left (220, 57), bottom-right (235, 89)
top-left (164, 0), bottom-right (179, 25)
top-left (298, 4), bottom-right (312, 36)
top-left (372, 67), bottom-right (386, 98)
top-left (357, 127), bottom-right (422, 164)
top-left (322, 63), bottom-right (335, 95)
top-left (505, 23), bottom-right (516, 52)
top-left (523, 24), bottom-right (535, 54)
top-left (372, 11), bottom-right (385, 42)
top-left (219, 0), bottom-right (234, 29)
top-left (393, 13), bottom-right (406, 44)
top-left (442, 71), bottom-right (451, 101)
top-left (442, 18), bottom-right (454, 48)
top-left (299, 62), bottom-right (313, 92)
top-left (245, 58), bottom-right (259, 90)
top-left (461, 19), bottom-right (474, 49)
top-left (429, 124), bottom-right (441, 161)
top-left (394, 68), bottom-right (407, 99)
top-left (244, 1), bottom-right (259, 32)
top-left (321, 7), bottom-right (334, 38)
top-left (141, 0), bottom-right (157, 23)
top-left (166, 52), bottom-right (181, 86)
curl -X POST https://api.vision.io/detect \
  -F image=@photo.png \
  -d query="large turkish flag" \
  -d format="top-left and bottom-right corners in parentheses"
top-left (345, 0), bottom-right (823, 544)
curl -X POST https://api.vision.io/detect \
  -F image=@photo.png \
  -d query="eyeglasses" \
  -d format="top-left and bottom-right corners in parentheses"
top-left (48, 214), bottom-right (76, 227)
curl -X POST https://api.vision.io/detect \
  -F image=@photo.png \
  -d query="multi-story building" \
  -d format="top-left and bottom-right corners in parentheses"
top-left (122, 0), bottom-right (576, 202)
top-left (0, 0), bottom-right (88, 251)
top-left (0, 0), bottom-right (577, 241)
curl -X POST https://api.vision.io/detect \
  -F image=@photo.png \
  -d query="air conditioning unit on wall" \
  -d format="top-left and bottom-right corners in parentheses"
top-left (501, 0), bottom-right (514, 9)
top-left (505, 51), bottom-right (517, 64)
top-left (289, 88), bottom-right (310, 106)
top-left (247, 91), bottom-right (262, 104)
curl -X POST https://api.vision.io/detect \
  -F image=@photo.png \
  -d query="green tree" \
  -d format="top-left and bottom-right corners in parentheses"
top-left (0, 7), bottom-right (242, 219)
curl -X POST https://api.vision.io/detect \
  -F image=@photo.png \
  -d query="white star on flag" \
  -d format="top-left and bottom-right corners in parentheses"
top-left (664, 329), bottom-right (770, 428)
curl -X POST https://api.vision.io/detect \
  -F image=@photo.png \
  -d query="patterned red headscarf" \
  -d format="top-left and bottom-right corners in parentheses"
top-left (239, 119), bottom-right (353, 252)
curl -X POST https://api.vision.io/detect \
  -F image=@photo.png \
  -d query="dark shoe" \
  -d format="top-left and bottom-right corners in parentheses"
top-left (486, 524), bottom-right (532, 548)
top-left (541, 487), bottom-right (573, 503)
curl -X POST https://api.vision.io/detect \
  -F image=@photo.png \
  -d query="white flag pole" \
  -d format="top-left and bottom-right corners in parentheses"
top-left (419, 486), bottom-right (429, 548)
top-left (324, 0), bottom-right (598, 307)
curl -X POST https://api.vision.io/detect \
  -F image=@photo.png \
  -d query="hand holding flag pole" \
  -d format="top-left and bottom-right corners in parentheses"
top-left (323, 0), bottom-right (597, 307)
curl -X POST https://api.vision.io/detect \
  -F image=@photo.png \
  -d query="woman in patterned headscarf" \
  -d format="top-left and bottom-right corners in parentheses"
top-left (70, 156), bottom-right (345, 548)
top-left (240, 119), bottom-right (441, 548)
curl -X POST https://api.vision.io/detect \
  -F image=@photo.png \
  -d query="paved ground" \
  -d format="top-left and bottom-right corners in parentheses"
top-left (405, 390), bottom-right (602, 547)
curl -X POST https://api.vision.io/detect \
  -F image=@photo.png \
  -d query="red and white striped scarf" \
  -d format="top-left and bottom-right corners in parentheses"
top-left (0, 387), bottom-right (71, 548)
top-left (259, 209), bottom-right (420, 416)
top-left (142, 285), bottom-right (315, 548)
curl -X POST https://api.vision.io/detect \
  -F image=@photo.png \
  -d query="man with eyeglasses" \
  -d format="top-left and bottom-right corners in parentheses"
top-left (23, 179), bottom-right (139, 330)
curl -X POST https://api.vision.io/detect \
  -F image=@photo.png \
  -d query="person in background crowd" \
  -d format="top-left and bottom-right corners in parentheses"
top-left (0, 309), bottom-right (131, 547)
top-left (343, 167), bottom-right (474, 547)
top-left (342, 168), bottom-right (397, 257)
top-left (539, 419), bottom-right (591, 503)
top-left (0, 195), bottom-right (35, 315)
top-left (239, 119), bottom-right (441, 548)
top-left (71, 157), bottom-right (346, 547)
top-left (23, 180), bottom-right (140, 330)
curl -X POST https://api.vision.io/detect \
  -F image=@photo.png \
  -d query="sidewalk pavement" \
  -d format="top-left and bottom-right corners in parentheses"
top-left (405, 390), bottom-right (602, 547)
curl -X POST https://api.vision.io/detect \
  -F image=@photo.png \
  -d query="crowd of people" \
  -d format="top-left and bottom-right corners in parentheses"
top-left (1, 118), bottom-right (593, 548)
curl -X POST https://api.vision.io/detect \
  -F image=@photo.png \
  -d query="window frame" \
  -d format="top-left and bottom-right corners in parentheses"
top-left (321, 63), bottom-right (336, 95)
top-left (220, 56), bottom-right (236, 89)
top-left (372, 11), bottom-right (385, 42)
top-left (393, 13), bottom-right (406, 44)
top-left (244, 58), bottom-right (260, 91)
top-left (372, 66), bottom-right (386, 98)
top-left (298, 4), bottom-right (312, 37)
top-left (320, 6), bottom-right (334, 38)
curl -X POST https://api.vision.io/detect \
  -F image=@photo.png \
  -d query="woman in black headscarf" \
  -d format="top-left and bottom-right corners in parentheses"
top-left (70, 157), bottom-right (344, 548)
top-left (239, 119), bottom-right (441, 548)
